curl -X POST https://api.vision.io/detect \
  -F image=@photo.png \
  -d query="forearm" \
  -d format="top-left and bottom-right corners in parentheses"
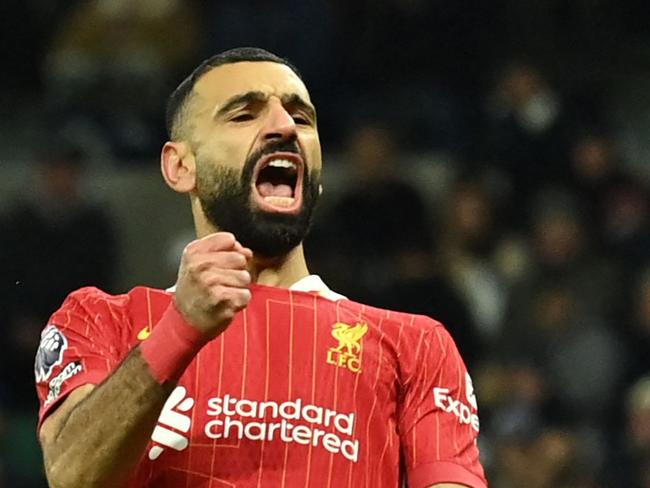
top-left (39, 234), bottom-right (250, 487)
top-left (43, 348), bottom-right (172, 488)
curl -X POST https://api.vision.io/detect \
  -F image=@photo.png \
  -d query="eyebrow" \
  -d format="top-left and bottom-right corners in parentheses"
top-left (281, 93), bottom-right (317, 121)
top-left (214, 91), bottom-right (316, 121)
top-left (215, 91), bottom-right (267, 118)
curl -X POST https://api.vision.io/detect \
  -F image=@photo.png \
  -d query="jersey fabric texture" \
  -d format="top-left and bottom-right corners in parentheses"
top-left (35, 276), bottom-right (487, 488)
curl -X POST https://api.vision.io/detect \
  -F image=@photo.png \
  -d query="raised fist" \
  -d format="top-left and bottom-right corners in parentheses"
top-left (173, 232), bottom-right (253, 338)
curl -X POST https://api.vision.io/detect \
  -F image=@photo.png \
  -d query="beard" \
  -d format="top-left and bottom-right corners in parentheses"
top-left (195, 140), bottom-right (321, 258)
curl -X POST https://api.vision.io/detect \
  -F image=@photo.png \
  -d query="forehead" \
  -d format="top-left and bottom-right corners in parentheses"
top-left (193, 61), bottom-right (311, 107)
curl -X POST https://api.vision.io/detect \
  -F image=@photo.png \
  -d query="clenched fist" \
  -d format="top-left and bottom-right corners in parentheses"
top-left (173, 232), bottom-right (253, 338)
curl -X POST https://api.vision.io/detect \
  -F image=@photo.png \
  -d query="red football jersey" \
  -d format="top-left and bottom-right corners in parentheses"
top-left (35, 276), bottom-right (487, 487)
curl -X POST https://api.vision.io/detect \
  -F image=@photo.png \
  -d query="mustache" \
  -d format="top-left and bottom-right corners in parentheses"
top-left (242, 137), bottom-right (304, 183)
top-left (258, 138), bottom-right (301, 158)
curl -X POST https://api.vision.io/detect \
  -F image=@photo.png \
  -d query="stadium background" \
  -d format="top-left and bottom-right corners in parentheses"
top-left (2, 1), bottom-right (650, 486)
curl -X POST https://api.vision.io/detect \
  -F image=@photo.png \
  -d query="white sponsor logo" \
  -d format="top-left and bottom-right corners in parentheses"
top-left (45, 361), bottom-right (83, 406)
top-left (434, 382), bottom-right (480, 433)
top-left (465, 372), bottom-right (478, 409)
top-left (148, 390), bottom-right (360, 463)
top-left (148, 386), bottom-right (195, 460)
top-left (204, 395), bottom-right (359, 463)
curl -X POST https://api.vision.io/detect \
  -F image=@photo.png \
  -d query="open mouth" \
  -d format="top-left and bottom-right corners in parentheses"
top-left (252, 152), bottom-right (304, 213)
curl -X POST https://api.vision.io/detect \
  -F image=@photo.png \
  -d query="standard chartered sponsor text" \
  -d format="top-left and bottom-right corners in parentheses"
top-left (204, 395), bottom-right (359, 462)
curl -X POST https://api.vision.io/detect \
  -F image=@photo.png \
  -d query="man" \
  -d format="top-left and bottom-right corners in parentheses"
top-left (35, 47), bottom-right (487, 487)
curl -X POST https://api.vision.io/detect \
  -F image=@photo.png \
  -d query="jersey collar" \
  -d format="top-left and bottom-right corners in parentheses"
top-left (289, 275), bottom-right (347, 302)
top-left (167, 275), bottom-right (346, 301)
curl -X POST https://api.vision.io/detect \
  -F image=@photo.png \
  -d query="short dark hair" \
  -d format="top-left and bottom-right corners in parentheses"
top-left (166, 47), bottom-right (302, 140)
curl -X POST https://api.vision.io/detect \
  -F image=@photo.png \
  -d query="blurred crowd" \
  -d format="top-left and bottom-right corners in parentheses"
top-left (309, 118), bottom-right (650, 487)
top-left (2, 0), bottom-right (650, 486)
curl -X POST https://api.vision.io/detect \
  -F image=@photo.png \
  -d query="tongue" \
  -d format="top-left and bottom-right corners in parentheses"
top-left (257, 182), bottom-right (293, 198)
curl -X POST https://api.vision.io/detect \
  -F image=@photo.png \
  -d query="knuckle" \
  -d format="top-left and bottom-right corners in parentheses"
top-left (185, 260), bottom-right (199, 274)
top-left (233, 253), bottom-right (247, 268)
top-left (211, 284), bottom-right (225, 298)
top-left (186, 261), bottom-right (206, 279)
top-left (216, 232), bottom-right (236, 246)
top-left (235, 289), bottom-right (252, 307)
top-left (198, 273), bottom-right (214, 290)
top-left (183, 241), bottom-right (200, 256)
top-left (240, 270), bottom-right (252, 285)
top-left (220, 308), bottom-right (236, 321)
top-left (221, 252), bottom-right (243, 268)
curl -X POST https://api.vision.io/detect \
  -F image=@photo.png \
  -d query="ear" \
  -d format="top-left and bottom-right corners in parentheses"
top-left (161, 142), bottom-right (196, 193)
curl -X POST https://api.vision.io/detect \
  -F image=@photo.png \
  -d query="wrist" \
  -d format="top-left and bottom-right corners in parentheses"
top-left (139, 301), bottom-right (209, 384)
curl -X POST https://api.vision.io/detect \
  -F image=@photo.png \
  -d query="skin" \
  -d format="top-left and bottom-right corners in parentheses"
top-left (38, 61), bottom-right (468, 488)
top-left (163, 61), bottom-right (323, 290)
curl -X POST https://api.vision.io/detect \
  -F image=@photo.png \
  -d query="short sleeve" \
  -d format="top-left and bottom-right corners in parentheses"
top-left (399, 319), bottom-right (487, 488)
top-left (34, 287), bottom-right (125, 431)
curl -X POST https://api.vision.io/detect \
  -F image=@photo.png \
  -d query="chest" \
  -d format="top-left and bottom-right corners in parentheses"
top-left (180, 296), bottom-right (399, 418)
top-left (131, 293), bottom-right (407, 487)
top-left (143, 342), bottom-right (398, 485)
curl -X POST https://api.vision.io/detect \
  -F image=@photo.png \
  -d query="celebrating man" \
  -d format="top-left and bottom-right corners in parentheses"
top-left (35, 47), bottom-right (487, 487)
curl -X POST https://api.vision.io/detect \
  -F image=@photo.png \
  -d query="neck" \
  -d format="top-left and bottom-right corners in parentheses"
top-left (250, 245), bottom-right (311, 288)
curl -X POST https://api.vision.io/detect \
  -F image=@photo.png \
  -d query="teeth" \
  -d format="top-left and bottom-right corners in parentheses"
top-left (267, 159), bottom-right (296, 169)
top-left (264, 196), bottom-right (295, 207)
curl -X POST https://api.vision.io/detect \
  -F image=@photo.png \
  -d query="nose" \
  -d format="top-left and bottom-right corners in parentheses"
top-left (260, 99), bottom-right (297, 142)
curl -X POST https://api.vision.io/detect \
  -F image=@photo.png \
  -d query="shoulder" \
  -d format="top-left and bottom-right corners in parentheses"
top-left (52, 285), bottom-right (169, 327)
top-left (342, 298), bottom-right (439, 324)
top-left (340, 300), bottom-right (460, 379)
top-left (62, 285), bottom-right (167, 303)
top-left (339, 298), bottom-right (447, 337)
top-left (58, 286), bottom-right (129, 314)
top-left (53, 286), bottom-right (123, 316)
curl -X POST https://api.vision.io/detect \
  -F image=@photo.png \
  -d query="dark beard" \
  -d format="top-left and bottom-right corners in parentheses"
top-left (195, 140), bottom-right (321, 258)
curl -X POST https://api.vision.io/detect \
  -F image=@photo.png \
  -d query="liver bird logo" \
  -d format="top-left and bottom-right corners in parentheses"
top-left (331, 322), bottom-right (368, 355)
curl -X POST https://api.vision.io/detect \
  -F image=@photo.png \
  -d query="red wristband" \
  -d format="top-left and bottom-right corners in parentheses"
top-left (139, 301), bottom-right (208, 384)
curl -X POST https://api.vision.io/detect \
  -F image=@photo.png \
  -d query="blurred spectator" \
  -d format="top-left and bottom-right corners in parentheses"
top-left (485, 187), bottom-right (630, 475)
top-left (513, 188), bottom-right (623, 319)
top-left (489, 428), bottom-right (600, 488)
top-left (606, 376), bottom-right (650, 487)
top-left (371, 221), bottom-right (480, 368)
top-left (2, 143), bottom-right (118, 409)
top-left (568, 131), bottom-right (650, 268)
top-left (376, 256), bottom-right (480, 368)
top-left (483, 61), bottom-right (574, 225)
top-left (623, 268), bottom-right (650, 382)
top-left (44, 0), bottom-right (202, 159)
top-left (0, 143), bottom-right (114, 487)
top-left (438, 177), bottom-right (511, 346)
top-left (309, 122), bottom-right (432, 302)
top-left (505, 281), bottom-right (624, 421)
top-left (493, 279), bottom-right (625, 476)
top-left (601, 182), bottom-right (650, 267)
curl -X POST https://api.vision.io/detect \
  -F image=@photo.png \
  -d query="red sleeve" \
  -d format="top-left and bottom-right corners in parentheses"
top-left (34, 287), bottom-right (126, 431)
top-left (399, 318), bottom-right (487, 488)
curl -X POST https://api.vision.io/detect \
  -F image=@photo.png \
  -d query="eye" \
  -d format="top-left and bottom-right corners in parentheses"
top-left (292, 114), bottom-right (311, 125)
top-left (231, 113), bottom-right (254, 122)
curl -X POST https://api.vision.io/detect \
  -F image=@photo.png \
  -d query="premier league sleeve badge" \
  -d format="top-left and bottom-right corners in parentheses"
top-left (34, 325), bottom-right (69, 383)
